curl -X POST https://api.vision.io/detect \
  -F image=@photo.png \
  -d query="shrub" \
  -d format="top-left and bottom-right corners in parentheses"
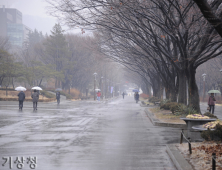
top-left (174, 104), bottom-right (198, 116)
top-left (169, 103), bottom-right (180, 114)
top-left (201, 124), bottom-right (222, 141)
top-left (149, 97), bottom-right (160, 103)
top-left (160, 99), bottom-right (171, 107)
top-left (203, 112), bottom-right (218, 119)
top-left (41, 90), bottom-right (56, 98)
top-left (160, 102), bottom-right (178, 110)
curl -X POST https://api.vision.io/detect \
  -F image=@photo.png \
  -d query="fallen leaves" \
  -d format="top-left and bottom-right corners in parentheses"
top-left (178, 143), bottom-right (222, 170)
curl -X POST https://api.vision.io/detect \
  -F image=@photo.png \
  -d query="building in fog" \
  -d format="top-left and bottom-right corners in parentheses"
top-left (0, 6), bottom-right (31, 47)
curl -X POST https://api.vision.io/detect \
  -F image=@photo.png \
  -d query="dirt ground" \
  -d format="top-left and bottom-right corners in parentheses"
top-left (149, 107), bottom-right (186, 124)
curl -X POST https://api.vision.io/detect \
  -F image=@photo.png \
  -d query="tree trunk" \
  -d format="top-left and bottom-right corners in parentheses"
top-left (170, 85), bottom-right (177, 102)
top-left (39, 78), bottom-right (43, 87)
top-left (55, 78), bottom-right (57, 88)
top-left (12, 78), bottom-right (14, 89)
top-left (178, 70), bottom-right (187, 105)
top-left (188, 68), bottom-right (201, 113)
top-left (6, 86), bottom-right (8, 96)
top-left (165, 86), bottom-right (170, 99)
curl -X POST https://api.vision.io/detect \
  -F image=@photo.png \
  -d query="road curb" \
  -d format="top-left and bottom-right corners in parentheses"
top-left (166, 144), bottom-right (194, 170)
top-left (145, 108), bottom-right (187, 128)
top-left (140, 103), bottom-right (155, 107)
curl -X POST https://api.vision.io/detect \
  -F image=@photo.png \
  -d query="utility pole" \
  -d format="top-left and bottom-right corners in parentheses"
top-left (101, 77), bottom-right (103, 99)
top-left (202, 73), bottom-right (206, 101)
top-left (93, 72), bottom-right (97, 100)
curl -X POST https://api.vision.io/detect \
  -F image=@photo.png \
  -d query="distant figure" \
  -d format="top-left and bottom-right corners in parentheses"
top-left (208, 93), bottom-right (216, 114)
top-left (97, 91), bottom-right (101, 101)
top-left (56, 92), bottom-right (60, 104)
top-left (135, 92), bottom-right (139, 103)
top-left (122, 92), bottom-right (125, 99)
top-left (32, 89), bottom-right (39, 110)
top-left (17, 91), bottom-right (25, 110)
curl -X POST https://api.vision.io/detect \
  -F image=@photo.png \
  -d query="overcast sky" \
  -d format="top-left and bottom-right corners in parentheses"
top-left (0, 0), bottom-right (81, 35)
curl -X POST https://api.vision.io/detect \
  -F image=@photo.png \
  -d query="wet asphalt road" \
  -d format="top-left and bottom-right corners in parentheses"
top-left (0, 96), bottom-right (180, 170)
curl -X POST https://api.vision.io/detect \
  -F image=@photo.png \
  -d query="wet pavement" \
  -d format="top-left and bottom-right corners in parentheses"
top-left (0, 96), bottom-right (180, 170)
top-left (200, 102), bottom-right (222, 119)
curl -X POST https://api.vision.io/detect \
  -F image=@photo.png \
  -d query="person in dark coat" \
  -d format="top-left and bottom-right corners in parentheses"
top-left (56, 91), bottom-right (60, 104)
top-left (122, 92), bottom-right (125, 99)
top-left (32, 90), bottom-right (39, 110)
top-left (208, 93), bottom-right (216, 114)
top-left (17, 91), bottom-right (25, 110)
top-left (135, 92), bottom-right (139, 103)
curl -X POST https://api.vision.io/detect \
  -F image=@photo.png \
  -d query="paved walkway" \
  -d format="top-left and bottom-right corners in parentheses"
top-left (0, 96), bottom-right (179, 170)
top-left (200, 102), bottom-right (222, 119)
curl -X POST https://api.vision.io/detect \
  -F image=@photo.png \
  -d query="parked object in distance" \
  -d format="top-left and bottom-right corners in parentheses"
top-left (15, 86), bottom-right (26, 91)
top-left (31, 86), bottom-right (43, 91)
top-left (207, 90), bottom-right (221, 94)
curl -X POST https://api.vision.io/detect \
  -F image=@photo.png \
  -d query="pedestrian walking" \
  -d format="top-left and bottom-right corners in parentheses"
top-left (208, 93), bottom-right (216, 114)
top-left (135, 92), bottom-right (139, 103)
top-left (56, 91), bottom-right (60, 104)
top-left (32, 89), bottom-right (39, 110)
top-left (17, 91), bottom-right (25, 110)
top-left (122, 92), bottom-right (125, 99)
top-left (97, 91), bottom-right (101, 101)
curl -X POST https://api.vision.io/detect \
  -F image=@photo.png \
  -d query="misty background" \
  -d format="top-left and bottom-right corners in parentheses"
top-left (0, 0), bottom-right (79, 34)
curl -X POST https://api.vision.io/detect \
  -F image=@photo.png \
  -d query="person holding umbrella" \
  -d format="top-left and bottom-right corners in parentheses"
top-left (32, 89), bottom-right (39, 110)
top-left (208, 93), bottom-right (216, 114)
top-left (56, 91), bottom-right (61, 104)
top-left (135, 92), bottom-right (139, 103)
top-left (15, 86), bottom-right (26, 110)
top-left (97, 90), bottom-right (101, 101)
top-left (55, 88), bottom-right (62, 104)
top-left (17, 91), bottom-right (25, 110)
top-left (207, 90), bottom-right (221, 114)
top-left (31, 86), bottom-right (42, 110)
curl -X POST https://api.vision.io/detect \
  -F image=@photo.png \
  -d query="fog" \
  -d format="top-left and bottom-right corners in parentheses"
top-left (0, 0), bottom-right (80, 34)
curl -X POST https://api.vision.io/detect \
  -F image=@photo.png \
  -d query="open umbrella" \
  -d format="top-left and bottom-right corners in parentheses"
top-left (132, 89), bottom-right (139, 92)
top-left (208, 90), bottom-right (221, 94)
top-left (32, 86), bottom-right (43, 91)
top-left (15, 86), bottom-right (26, 91)
top-left (95, 89), bottom-right (101, 92)
top-left (55, 88), bottom-right (62, 91)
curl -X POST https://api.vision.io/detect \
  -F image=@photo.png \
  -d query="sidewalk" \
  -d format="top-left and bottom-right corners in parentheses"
top-left (200, 102), bottom-right (222, 119)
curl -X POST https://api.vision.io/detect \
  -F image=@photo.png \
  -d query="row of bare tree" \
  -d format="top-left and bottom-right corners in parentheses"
top-left (47, 0), bottom-right (222, 112)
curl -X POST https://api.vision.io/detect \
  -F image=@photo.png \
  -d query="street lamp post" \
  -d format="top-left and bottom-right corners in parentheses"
top-left (101, 77), bottom-right (103, 99)
top-left (202, 73), bottom-right (206, 101)
top-left (93, 72), bottom-right (97, 100)
top-left (220, 69), bottom-right (222, 98)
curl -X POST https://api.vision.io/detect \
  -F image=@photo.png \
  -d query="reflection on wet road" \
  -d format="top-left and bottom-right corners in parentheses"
top-left (0, 97), bottom-right (179, 170)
